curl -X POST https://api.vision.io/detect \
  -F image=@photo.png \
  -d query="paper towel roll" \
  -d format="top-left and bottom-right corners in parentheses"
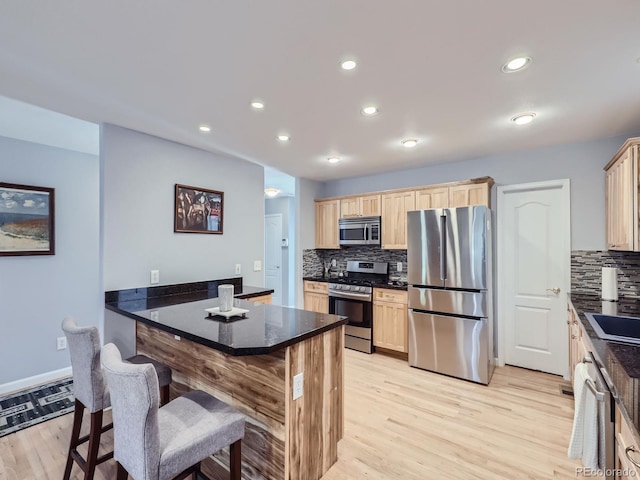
top-left (218, 284), bottom-right (234, 312)
top-left (602, 300), bottom-right (618, 316)
top-left (601, 267), bottom-right (618, 301)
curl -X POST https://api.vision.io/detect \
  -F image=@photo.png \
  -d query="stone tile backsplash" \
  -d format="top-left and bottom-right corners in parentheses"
top-left (303, 246), bottom-right (408, 278)
top-left (572, 250), bottom-right (640, 298)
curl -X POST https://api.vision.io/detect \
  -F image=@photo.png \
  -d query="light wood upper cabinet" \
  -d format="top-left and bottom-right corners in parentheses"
top-left (415, 186), bottom-right (449, 209)
top-left (381, 191), bottom-right (415, 249)
top-left (605, 139), bottom-right (639, 251)
top-left (449, 183), bottom-right (491, 208)
top-left (315, 199), bottom-right (340, 249)
top-left (373, 289), bottom-right (408, 353)
top-left (340, 194), bottom-right (381, 218)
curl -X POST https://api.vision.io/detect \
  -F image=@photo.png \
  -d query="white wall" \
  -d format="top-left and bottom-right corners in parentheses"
top-left (321, 135), bottom-right (633, 250)
top-left (101, 124), bottom-right (265, 290)
top-left (0, 136), bottom-right (100, 387)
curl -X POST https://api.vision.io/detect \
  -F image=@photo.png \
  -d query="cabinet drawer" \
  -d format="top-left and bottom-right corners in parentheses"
top-left (304, 280), bottom-right (328, 294)
top-left (374, 288), bottom-right (408, 304)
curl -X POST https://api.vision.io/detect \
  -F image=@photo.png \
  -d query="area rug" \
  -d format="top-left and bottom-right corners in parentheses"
top-left (0, 377), bottom-right (74, 438)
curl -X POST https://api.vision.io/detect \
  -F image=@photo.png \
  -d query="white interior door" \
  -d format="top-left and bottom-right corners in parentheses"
top-left (498, 179), bottom-right (570, 377)
top-left (265, 214), bottom-right (283, 305)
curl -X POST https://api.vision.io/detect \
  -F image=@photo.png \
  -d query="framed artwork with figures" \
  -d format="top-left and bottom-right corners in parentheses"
top-left (174, 184), bottom-right (224, 234)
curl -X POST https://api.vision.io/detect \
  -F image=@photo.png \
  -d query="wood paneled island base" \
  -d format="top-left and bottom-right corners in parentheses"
top-left (136, 322), bottom-right (344, 480)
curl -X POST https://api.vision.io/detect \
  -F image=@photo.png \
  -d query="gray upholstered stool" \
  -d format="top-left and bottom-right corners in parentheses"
top-left (61, 317), bottom-right (173, 480)
top-left (101, 342), bottom-right (245, 480)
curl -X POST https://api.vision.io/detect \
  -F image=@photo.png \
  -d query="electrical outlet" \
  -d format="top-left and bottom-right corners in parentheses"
top-left (235, 264), bottom-right (241, 275)
top-left (331, 259), bottom-right (337, 267)
top-left (57, 336), bottom-right (67, 350)
top-left (253, 260), bottom-right (262, 271)
top-left (293, 373), bottom-right (303, 400)
top-left (397, 262), bottom-right (403, 272)
top-left (150, 270), bottom-right (160, 285)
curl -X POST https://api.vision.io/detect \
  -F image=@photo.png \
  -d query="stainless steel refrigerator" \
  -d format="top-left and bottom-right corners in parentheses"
top-left (407, 206), bottom-right (494, 385)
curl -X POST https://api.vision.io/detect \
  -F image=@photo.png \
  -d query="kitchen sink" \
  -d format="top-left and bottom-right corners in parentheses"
top-left (584, 312), bottom-right (640, 345)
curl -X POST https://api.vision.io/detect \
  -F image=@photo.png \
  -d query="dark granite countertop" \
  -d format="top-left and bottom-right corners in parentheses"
top-left (303, 276), bottom-right (408, 291)
top-left (568, 293), bottom-right (640, 431)
top-left (106, 281), bottom-right (345, 356)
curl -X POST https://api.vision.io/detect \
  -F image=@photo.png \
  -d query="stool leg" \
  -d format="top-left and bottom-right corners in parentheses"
top-left (84, 409), bottom-right (103, 480)
top-left (160, 384), bottom-right (170, 406)
top-left (63, 399), bottom-right (85, 480)
top-left (229, 439), bottom-right (241, 480)
top-left (116, 462), bottom-right (128, 480)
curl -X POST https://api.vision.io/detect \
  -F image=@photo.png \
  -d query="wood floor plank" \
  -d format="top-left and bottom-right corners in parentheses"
top-left (0, 349), bottom-right (580, 479)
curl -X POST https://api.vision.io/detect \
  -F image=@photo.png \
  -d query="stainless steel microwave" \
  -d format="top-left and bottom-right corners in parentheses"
top-left (338, 216), bottom-right (381, 246)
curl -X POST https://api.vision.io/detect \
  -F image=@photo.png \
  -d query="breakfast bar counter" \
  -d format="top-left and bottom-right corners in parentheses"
top-left (105, 280), bottom-right (346, 480)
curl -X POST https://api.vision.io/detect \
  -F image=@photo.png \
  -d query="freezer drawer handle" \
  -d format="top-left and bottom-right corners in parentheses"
top-left (625, 446), bottom-right (640, 468)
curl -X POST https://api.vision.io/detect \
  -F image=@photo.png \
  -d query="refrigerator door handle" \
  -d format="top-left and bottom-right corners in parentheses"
top-left (440, 214), bottom-right (447, 280)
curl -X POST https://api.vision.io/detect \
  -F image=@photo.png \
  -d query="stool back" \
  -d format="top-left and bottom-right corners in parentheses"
top-left (101, 342), bottom-right (161, 480)
top-left (61, 316), bottom-right (108, 413)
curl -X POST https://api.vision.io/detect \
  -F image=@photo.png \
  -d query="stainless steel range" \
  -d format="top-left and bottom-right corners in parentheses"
top-left (328, 261), bottom-right (388, 353)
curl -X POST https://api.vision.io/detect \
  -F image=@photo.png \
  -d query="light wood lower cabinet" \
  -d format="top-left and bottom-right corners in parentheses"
top-left (303, 280), bottom-right (328, 313)
top-left (248, 294), bottom-right (272, 304)
top-left (616, 404), bottom-right (640, 478)
top-left (373, 289), bottom-right (408, 353)
top-left (567, 302), bottom-right (588, 382)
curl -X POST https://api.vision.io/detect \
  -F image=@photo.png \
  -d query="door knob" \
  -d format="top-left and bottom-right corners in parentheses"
top-left (546, 287), bottom-right (561, 295)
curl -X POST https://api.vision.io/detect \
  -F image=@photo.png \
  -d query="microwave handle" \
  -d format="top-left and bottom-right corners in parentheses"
top-left (365, 224), bottom-right (369, 240)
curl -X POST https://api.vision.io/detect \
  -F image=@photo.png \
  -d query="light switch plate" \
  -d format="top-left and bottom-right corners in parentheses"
top-left (235, 264), bottom-right (241, 275)
top-left (293, 373), bottom-right (303, 400)
top-left (150, 270), bottom-right (160, 285)
top-left (253, 260), bottom-right (262, 271)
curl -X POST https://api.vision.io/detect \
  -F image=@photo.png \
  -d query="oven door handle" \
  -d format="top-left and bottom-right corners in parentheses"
top-left (329, 291), bottom-right (372, 300)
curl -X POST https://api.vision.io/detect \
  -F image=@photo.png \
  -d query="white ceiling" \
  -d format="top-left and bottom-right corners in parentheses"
top-left (0, 1), bottom-right (639, 182)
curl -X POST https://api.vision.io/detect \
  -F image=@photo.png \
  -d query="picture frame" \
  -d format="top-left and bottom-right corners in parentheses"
top-left (0, 182), bottom-right (55, 256)
top-left (174, 184), bottom-right (224, 234)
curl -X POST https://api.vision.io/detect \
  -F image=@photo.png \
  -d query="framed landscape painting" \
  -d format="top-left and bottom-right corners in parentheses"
top-left (0, 182), bottom-right (55, 256)
top-left (174, 184), bottom-right (224, 234)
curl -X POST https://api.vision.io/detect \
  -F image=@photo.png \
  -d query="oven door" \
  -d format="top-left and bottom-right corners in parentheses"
top-left (329, 294), bottom-right (372, 330)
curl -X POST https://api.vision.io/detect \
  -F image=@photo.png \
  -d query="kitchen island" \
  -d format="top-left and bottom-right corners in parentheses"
top-left (106, 281), bottom-right (346, 480)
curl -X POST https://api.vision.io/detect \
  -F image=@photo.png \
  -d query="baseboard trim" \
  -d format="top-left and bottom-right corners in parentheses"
top-left (0, 367), bottom-right (72, 396)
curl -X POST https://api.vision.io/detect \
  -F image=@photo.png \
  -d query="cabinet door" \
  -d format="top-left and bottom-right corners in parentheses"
top-left (304, 292), bottom-right (328, 313)
top-left (340, 197), bottom-right (360, 218)
top-left (415, 187), bottom-right (449, 209)
top-left (449, 183), bottom-right (490, 208)
top-left (360, 194), bottom-right (382, 216)
top-left (373, 301), bottom-right (408, 352)
top-left (315, 200), bottom-right (340, 249)
top-left (381, 191), bottom-right (415, 249)
top-left (606, 147), bottom-right (635, 251)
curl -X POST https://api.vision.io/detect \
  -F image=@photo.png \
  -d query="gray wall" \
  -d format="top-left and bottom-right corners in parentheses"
top-left (321, 135), bottom-right (633, 250)
top-left (295, 177), bottom-right (323, 308)
top-left (0, 136), bottom-right (100, 385)
top-left (102, 124), bottom-right (265, 291)
top-left (265, 196), bottom-right (294, 306)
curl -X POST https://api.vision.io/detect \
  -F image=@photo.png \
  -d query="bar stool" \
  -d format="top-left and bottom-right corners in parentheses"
top-left (61, 317), bottom-right (173, 480)
top-left (101, 342), bottom-right (245, 480)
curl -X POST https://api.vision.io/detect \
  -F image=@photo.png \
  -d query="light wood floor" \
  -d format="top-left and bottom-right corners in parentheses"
top-left (0, 350), bottom-right (580, 480)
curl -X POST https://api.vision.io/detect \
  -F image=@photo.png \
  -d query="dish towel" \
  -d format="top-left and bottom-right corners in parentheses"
top-left (568, 362), bottom-right (599, 470)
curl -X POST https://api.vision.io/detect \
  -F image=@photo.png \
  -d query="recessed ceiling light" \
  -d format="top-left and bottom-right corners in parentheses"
top-left (199, 125), bottom-right (211, 133)
top-left (251, 101), bottom-right (264, 109)
top-left (340, 59), bottom-right (357, 71)
top-left (277, 134), bottom-right (290, 142)
top-left (511, 113), bottom-right (536, 125)
top-left (264, 188), bottom-right (280, 197)
top-left (361, 105), bottom-right (380, 116)
top-left (327, 156), bottom-right (341, 163)
top-left (400, 139), bottom-right (419, 148)
top-left (502, 56), bottom-right (532, 73)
